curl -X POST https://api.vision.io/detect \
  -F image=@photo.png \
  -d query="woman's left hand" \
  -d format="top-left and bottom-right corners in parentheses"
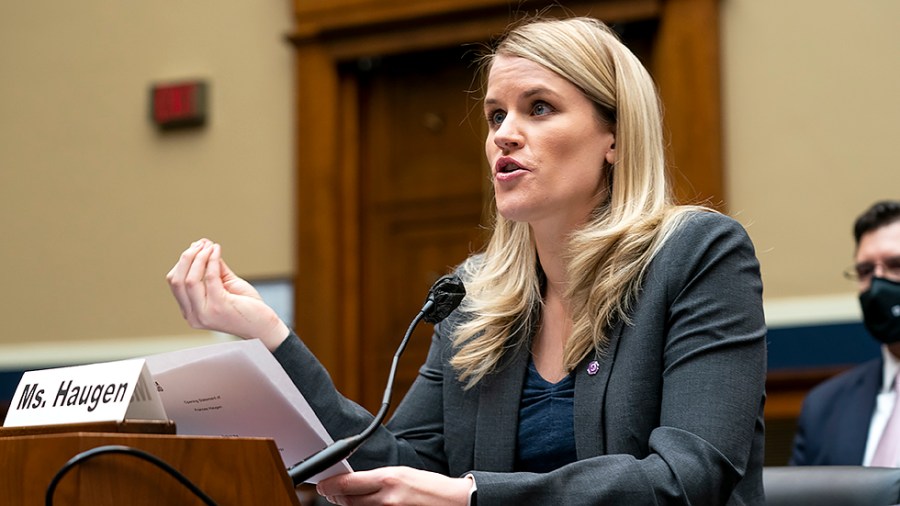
top-left (316, 467), bottom-right (473, 506)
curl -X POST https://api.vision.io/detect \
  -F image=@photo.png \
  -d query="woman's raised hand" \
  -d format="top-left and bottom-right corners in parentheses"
top-left (166, 239), bottom-right (289, 351)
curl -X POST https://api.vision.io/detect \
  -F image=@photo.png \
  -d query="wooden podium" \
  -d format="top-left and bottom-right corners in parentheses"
top-left (0, 421), bottom-right (303, 505)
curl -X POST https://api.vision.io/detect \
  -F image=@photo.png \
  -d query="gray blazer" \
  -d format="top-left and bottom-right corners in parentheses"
top-left (274, 211), bottom-right (767, 505)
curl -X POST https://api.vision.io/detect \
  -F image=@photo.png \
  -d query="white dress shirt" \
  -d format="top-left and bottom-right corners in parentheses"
top-left (864, 346), bottom-right (900, 466)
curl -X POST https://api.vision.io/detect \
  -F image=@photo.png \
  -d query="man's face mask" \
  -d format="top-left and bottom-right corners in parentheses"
top-left (860, 277), bottom-right (900, 344)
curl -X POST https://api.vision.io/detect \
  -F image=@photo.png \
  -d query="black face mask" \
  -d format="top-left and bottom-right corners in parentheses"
top-left (860, 277), bottom-right (900, 344)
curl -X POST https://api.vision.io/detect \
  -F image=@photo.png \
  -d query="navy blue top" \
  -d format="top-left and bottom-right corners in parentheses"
top-left (515, 358), bottom-right (577, 473)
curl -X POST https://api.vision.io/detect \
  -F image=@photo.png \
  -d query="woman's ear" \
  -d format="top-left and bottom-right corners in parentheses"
top-left (605, 137), bottom-right (616, 165)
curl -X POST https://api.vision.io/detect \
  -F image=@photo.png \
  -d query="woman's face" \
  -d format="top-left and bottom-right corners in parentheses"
top-left (484, 55), bottom-right (616, 231)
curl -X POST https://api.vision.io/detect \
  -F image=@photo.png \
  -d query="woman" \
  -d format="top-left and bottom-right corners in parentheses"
top-left (167, 17), bottom-right (766, 505)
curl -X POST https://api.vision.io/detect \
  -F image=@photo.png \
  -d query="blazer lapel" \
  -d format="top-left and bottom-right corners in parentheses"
top-left (473, 342), bottom-right (528, 472)
top-left (574, 319), bottom-right (624, 458)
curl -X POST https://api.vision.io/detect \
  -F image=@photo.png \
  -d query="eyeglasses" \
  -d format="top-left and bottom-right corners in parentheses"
top-left (843, 256), bottom-right (900, 282)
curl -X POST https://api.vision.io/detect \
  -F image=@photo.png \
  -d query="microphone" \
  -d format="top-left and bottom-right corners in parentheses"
top-left (287, 274), bottom-right (466, 486)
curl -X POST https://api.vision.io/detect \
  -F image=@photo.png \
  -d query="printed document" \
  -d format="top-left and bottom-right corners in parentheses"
top-left (144, 338), bottom-right (353, 483)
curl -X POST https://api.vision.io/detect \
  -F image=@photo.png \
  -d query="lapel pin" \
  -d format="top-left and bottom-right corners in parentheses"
top-left (587, 360), bottom-right (600, 376)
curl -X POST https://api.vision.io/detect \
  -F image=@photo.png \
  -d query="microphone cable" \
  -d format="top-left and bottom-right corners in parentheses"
top-left (45, 444), bottom-right (219, 506)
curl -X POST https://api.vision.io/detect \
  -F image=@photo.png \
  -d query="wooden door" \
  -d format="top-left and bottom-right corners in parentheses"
top-left (355, 48), bottom-right (488, 412)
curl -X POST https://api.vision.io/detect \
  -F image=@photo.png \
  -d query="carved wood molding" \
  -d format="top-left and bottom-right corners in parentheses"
top-left (290, 0), bottom-right (661, 49)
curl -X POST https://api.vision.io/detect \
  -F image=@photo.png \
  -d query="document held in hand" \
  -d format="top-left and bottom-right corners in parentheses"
top-left (144, 338), bottom-right (353, 483)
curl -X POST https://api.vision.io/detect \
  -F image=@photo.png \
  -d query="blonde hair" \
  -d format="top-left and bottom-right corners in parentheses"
top-left (450, 17), bottom-right (709, 387)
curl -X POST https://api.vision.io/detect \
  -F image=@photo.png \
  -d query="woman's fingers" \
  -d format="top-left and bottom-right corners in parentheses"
top-left (204, 243), bottom-right (225, 303)
top-left (316, 467), bottom-right (472, 506)
top-left (319, 471), bottom-right (382, 497)
top-left (166, 240), bottom-right (205, 320)
top-left (183, 241), bottom-right (216, 326)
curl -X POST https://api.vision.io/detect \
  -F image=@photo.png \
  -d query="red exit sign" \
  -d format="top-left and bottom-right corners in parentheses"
top-left (149, 80), bottom-right (208, 129)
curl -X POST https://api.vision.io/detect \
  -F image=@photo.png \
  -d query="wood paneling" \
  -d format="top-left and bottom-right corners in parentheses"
top-left (653, 0), bottom-right (723, 208)
top-left (764, 367), bottom-right (848, 465)
top-left (292, 0), bottom-right (660, 41)
top-left (0, 432), bottom-right (299, 505)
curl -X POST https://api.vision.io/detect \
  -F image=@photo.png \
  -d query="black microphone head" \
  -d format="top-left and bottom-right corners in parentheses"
top-left (423, 274), bottom-right (466, 324)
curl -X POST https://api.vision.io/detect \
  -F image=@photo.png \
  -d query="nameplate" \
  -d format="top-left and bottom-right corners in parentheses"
top-left (3, 359), bottom-right (167, 427)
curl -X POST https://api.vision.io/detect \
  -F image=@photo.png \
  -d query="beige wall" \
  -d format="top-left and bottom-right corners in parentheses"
top-left (0, 2), bottom-right (295, 360)
top-left (722, 0), bottom-right (900, 325)
top-left (0, 0), bottom-right (898, 364)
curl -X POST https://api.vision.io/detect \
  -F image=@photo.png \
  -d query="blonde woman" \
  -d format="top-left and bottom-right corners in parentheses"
top-left (168, 16), bottom-right (766, 505)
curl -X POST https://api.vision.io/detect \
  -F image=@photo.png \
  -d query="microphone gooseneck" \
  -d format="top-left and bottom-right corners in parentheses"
top-left (287, 275), bottom-right (466, 486)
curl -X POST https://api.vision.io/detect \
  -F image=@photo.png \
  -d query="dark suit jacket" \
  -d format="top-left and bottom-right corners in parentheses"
top-left (274, 211), bottom-right (767, 505)
top-left (790, 358), bottom-right (882, 466)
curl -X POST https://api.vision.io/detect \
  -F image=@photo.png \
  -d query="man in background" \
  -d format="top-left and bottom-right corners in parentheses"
top-left (791, 200), bottom-right (900, 466)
